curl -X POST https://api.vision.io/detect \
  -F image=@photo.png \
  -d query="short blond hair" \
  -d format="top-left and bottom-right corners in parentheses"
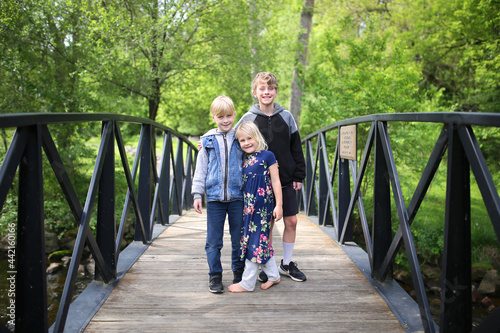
top-left (251, 72), bottom-right (279, 92)
top-left (210, 95), bottom-right (235, 117)
top-left (235, 121), bottom-right (268, 151)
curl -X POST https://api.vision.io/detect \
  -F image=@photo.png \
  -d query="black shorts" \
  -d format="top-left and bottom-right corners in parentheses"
top-left (282, 185), bottom-right (299, 217)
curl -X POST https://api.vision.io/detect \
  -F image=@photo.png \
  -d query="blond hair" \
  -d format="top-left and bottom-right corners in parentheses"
top-left (235, 121), bottom-right (268, 152)
top-left (210, 95), bottom-right (235, 117)
top-left (251, 72), bottom-right (279, 92)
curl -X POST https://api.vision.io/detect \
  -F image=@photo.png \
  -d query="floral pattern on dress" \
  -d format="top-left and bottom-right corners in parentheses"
top-left (239, 150), bottom-right (277, 265)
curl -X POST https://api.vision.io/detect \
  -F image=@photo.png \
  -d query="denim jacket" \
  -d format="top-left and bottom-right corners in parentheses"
top-left (191, 128), bottom-right (243, 202)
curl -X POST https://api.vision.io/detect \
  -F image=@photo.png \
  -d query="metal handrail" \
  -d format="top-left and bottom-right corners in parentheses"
top-left (300, 112), bottom-right (500, 333)
top-left (0, 113), bottom-right (197, 332)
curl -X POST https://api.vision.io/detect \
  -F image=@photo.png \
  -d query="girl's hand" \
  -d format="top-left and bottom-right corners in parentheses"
top-left (273, 205), bottom-right (283, 222)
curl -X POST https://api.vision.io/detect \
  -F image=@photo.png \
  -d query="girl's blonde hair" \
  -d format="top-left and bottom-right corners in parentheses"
top-left (235, 121), bottom-right (268, 152)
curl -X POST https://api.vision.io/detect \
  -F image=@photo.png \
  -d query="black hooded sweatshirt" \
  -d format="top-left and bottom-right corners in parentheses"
top-left (236, 103), bottom-right (306, 187)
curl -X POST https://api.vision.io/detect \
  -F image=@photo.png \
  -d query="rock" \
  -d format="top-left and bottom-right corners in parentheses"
top-left (426, 280), bottom-right (441, 296)
top-left (422, 265), bottom-right (441, 281)
top-left (480, 296), bottom-right (494, 308)
top-left (477, 270), bottom-right (498, 295)
top-left (472, 265), bottom-right (488, 283)
top-left (394, 268), bottom-right (413, 288)
top-left (60, 228), bottom-right (78, 250)
top-left (44, 231), bottom-right (60, 254)
top-left (0, 234), bottom-right (10, 252)
top-left (472, 285), bottom-right (480, 303)
top-left (85, 259), bottom-right (95, 276)
top-left (46, 262), bottom-right (63, 274)
top-left (61, 238), bottom-right (76, 250)
top-left (61, 256), bottom-right (71, 267)
top-left (78, 264), bottom-right (86, 276)
top-left (48, 249), bottom-right (73, 263)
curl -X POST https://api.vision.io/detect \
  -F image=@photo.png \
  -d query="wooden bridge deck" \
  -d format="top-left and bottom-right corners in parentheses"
top-left (82, 211), bottom-right (408, 332)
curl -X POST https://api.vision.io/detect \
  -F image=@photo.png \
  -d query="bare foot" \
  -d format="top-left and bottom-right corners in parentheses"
top-left (228, 283), bottom-right (251, 293)
top-left (261, 278), bottom-right (280, 290)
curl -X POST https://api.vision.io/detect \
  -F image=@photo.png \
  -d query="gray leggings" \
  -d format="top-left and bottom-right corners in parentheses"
top-left (239, 258), bottom-right (280, 291)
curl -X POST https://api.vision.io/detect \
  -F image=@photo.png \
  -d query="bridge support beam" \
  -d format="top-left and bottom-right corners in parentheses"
top-left (96, 121), bottom-right (117, 281)
top-left (16, 125), bottom-right (48, 332)
top-left (338, 156), bottom-right (352, 242)
top-left (372, 122), bottom-right (392, 280)
top-left (136, 124), bottom-right (152, 241)
top-left (319, 133), bottom-right (331, 226)
top-left (171, 139), bottom-right (184, 215)
top-left (440, 123), bottom-right (471, 332)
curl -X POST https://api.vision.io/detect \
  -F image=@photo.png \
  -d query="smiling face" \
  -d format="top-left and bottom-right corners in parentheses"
top-left (237, 131), bottom-right (258, 154)
top-left (212, 113), bottom-right (235, 132)
top-left (253, 80), bottom-right (277, 107)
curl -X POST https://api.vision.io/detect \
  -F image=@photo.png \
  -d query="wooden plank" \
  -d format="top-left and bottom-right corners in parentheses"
top-left (84, 211), bottom-right (405, 332)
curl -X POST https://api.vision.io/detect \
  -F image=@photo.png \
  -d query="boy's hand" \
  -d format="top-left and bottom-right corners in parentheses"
top-left (197, 140), bottom-right (202, 151)
top-left (193, 198), bottom-right (203, 214)
top-left (293, 181), bottom-right (302, 191)
top-left (273, 205), bottom-right (283, 222)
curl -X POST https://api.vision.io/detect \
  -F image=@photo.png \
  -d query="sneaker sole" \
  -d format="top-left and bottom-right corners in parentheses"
top-left (209, 288), bottom-right (224, 293)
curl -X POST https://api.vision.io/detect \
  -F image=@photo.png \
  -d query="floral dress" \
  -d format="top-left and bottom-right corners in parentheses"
top-left (239, 150), bottom-right (277, 265)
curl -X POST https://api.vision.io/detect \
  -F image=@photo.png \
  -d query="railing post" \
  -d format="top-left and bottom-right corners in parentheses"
top-left (157, 132), bottom-right (171, 224)
top-left (440, 124), bottom-right (471, 332)
top-left (135, 124), bottom-right (152, 241)
top-left (305, 140), bottom-right (316, 215)
top-left (16, 125), bottom-right (48, 332)
top-left (184, 146), bottom-right (194, 210)
top-left (171, 139), bottom-right (184, 215)
top-left (318, 133), bottom-right (331, 225)
top-left (338, 155), bottom-right (352, 242)
top-left (96, 121), bottom-right (117, 281)
top-left (372, 121), bottom-right (392, 280)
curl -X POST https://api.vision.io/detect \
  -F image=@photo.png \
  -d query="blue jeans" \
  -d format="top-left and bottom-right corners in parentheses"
top-left (206, 200), bottom-right (244, 276)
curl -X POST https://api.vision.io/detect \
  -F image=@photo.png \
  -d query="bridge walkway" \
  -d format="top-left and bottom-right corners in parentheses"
top-left (83, 211), bottom-right (406, 332)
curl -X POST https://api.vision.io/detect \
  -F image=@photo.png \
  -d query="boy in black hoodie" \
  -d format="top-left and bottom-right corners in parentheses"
top-left (236, 72), bottom-right (307, 282)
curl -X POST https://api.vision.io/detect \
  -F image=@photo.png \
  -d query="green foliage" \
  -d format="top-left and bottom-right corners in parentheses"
top-left (0, 195), bottom-right (17, 236)
top-left (1, 0), bottom-right (499, 279)
top-left (301, 7), bottom-right (425, 135)
top-left (405, 0), bottom-right (500, 112)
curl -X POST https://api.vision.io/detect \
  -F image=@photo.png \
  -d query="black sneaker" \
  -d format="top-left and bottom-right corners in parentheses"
top-left (257, 270), bottom-right (268, 283)
top-left (279, 260), bottom-right (307, 282)
top-left (209, 274), bottom-right (224, 293)
top-left (233, 268), bottom-right (244, 284)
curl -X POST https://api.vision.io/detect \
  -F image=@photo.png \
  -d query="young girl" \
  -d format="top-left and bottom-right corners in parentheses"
top-left (228, 121), bottom-right (283, 292)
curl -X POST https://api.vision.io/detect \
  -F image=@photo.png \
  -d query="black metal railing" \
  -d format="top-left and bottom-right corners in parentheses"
top-left (300, 112), bottom-right (500, 333)
top-left (0, 113), bottom-right (197, 332)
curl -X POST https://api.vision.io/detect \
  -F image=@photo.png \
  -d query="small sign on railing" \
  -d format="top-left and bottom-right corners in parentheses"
top-left (340, 125), bottom-right (356, 160)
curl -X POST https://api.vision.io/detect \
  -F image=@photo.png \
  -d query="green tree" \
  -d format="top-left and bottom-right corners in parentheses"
top-left (404, 0), bottom-right (500, 112)
top-left (301, 2), bottom-right (424, 134)
top-left (83, 0), bottom-right (267, 122)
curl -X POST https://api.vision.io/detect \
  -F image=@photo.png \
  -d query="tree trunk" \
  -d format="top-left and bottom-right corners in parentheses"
top-left (247, 0), bottom-right (260, 78)
top-left (289, 0), bottom-right (314, 127)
